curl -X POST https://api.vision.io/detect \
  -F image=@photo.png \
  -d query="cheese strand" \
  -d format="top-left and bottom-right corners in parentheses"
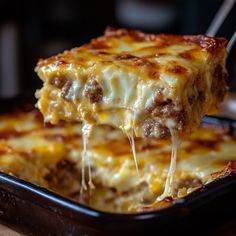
top-left (80, 122), bottom-right (94, 196)
top-left (157, 128), bottom-right (180, 201)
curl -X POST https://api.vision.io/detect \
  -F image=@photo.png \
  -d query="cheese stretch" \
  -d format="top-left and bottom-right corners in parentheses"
top-left (35, 27), bottom-right (228, 139)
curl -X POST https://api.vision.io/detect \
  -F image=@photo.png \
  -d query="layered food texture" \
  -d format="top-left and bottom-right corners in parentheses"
top-left (0, 109), bottom-right (82, 196)
top-left (0, 109), bottom-right (236, 213)
top-left (35, 27), bottom-right (228, 138)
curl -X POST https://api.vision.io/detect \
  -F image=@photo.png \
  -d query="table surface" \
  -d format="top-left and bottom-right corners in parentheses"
top-left (1, 219), bottom-right (236, 236)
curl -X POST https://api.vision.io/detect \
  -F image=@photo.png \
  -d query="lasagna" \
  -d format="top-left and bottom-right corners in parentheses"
top-left (0, 108), bottom-right (236, 213)
top-left (35, 27), bottom-right (228, 139)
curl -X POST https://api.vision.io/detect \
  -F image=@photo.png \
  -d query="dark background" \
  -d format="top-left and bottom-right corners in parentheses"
top-left (0, 0), bottom-right (235, 98)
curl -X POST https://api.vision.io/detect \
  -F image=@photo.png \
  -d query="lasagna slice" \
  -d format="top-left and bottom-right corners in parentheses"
top-left (35, 27), bottom-right (228, 138)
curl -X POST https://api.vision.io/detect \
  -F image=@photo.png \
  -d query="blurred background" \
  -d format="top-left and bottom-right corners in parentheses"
top-left (0, 0), bottom-right (235, 98)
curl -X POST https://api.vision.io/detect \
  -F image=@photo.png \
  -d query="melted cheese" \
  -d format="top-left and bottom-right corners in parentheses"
top-left (159, 128), bottom-right (180, 200)
top-left (127, 129), bottom-right (139, 176)
top-left (35, 27), bottom-right (228, 139)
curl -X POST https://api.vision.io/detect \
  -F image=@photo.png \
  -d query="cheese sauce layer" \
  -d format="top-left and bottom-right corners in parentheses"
top-left (0, 109), bottom-right (236, 213)
top-left (35, 27), bottom-right (228, 138)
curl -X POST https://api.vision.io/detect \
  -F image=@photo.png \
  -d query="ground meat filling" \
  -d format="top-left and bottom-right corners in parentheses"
top-left (50, 76), bottom-right (73, 101)
top-left (145, 91), bottom-right (189, 137)
top-left (147, 99), bottom-right (188, 126)
top-left (175, 110), bottom-right (188, 130)
top-left (61, 79), bottom-right (73, 101)
top-left (50, 76), bottom-right (67, 89)
top-left (143, 119), bottom-right (171, 138)
top-left (44, 159), bottom-right (81, 194)
top-left (84, 79), bottom-right (103, 104)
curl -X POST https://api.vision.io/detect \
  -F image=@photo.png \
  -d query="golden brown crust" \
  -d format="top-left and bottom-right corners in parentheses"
top-left (211, 161), bottom-right (236, 180)
top-left (37, 27), bottom-right (227, 69)
top-left (104, 27), bottom-right (227, 53)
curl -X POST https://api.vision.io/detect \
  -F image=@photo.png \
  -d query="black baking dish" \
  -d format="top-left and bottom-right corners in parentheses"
top-left (0, 97), bottom-right (236, 236)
